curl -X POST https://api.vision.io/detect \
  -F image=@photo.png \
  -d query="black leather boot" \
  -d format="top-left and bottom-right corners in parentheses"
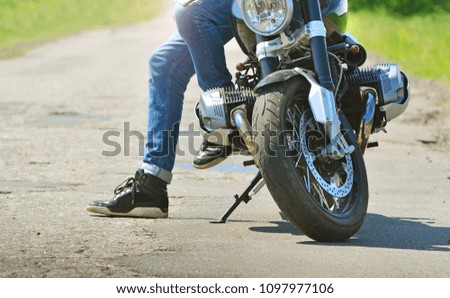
top-left (86, 169), bottom-right (168, 218)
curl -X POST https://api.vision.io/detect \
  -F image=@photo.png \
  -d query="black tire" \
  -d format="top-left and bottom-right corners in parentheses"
top-left (252, 78), bottom-right (369, 242)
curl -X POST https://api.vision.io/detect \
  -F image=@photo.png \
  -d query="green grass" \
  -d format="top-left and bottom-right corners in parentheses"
top-left (349, 0), bottom-right (450, 16)
top-left (0, 0), bottom-right (162, 57)
top-left (1, 1), bottom-right (449, 86)
top-left (348, 11), bottom-right (450, 85)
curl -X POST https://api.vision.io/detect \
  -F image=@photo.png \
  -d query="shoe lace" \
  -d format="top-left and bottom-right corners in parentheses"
top-left (114, 177), bottom-right (137, 204)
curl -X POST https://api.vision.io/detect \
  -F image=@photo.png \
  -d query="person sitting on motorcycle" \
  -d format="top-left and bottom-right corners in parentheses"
top-left (86, 0), bottom-right (234, 218)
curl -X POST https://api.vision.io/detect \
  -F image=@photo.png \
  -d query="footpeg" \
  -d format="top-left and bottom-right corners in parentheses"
top-left (243, 160), bottom-right (256, 167)
top-left (367, 141), bottom-right (379, 148)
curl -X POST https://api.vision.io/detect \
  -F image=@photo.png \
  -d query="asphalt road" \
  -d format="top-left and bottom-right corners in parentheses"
top-left (0, 2), bottom-right (449, 277)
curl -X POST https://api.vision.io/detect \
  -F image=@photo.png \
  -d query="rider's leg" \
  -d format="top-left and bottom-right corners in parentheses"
top-left (142, 32), bottom-right (195, 183)
top-left (86, 1), bottom-right (235, 217)
top-left (86, 32), bottom-right (195, 218)
top-left (173, 0), bottom-right (236, 169)
top-left (173, 0), bottom-right (234, 91)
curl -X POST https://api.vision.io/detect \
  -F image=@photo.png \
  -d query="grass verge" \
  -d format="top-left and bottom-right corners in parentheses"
top-left (0, 0), bottom-right (163, 58)
top-left (1, 2), bottom-right (448, 86)
top-left (348, 11), bottom-right (450, 85)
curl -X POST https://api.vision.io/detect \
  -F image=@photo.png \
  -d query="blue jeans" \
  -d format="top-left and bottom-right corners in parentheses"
top-left (141, 0), bottom-right (234, 183)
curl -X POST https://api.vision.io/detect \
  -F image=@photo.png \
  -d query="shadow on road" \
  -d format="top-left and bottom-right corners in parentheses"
top-left (249, 221), bottom-right (303, 236)
top-left (249, 213), bottom-right (450, 251)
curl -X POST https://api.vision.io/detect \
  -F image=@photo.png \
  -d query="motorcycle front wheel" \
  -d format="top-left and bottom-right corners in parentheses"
top-left (252, 78), bottom-right (369, 242)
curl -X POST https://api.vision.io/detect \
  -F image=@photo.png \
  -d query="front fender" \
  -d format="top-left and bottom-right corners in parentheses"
top-left (255, 67), bottom-right (342, 143)
top-left (254, 69), bottom-right (309, 93)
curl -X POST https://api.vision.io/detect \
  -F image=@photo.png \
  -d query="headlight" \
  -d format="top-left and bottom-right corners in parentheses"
top-left (240, 0), bottom-right (294, 36)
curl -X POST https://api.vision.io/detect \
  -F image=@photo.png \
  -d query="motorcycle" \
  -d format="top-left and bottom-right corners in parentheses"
top-left (196, 0), bottom-right (410, 241)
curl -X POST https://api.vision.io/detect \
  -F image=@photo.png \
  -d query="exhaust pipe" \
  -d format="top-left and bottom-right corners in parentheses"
top-left (232, 108), bottom-right (258, 160)
top-left (357, 88), bottom-right (376, 154)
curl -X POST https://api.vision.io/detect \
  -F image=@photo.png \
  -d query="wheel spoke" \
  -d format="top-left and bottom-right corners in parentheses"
top-left (313, 183), bottom-right (331, 210)
top-left (333, 196), bottom-right (341, 211)
top-left (287, 107), bottom-right (302, 156)
top-left (290, 107), bottom-right (355, 215)
top-left (295, 151), bottom-right (303, 167)
top-left (303, 167), bottom-right (311, 193)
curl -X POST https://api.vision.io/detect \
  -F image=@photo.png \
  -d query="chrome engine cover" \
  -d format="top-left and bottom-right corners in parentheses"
top-left (197, 89), bottom-right (228, 132)
top-left (344, 63), bottom-right (410, 129)
top-left (376, 64), bottom-right (410, 122)
top-left (197, 88), bottom-right (256, 131)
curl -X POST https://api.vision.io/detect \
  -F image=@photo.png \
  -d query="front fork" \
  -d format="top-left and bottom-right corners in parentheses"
top-left (257, 0), bottom-right (335, 91)
top-left (256, 0), bottom-right (352, 158)
top-left (256, 34), bottom-right (279, 78)
top-left (304, 0), bottom-right (335, 92)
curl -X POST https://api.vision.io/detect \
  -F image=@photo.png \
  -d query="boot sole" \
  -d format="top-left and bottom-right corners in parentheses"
top-left (86, 205), bottom-right (168, 218)
top-left (192, 156), bottom-right (227, 169)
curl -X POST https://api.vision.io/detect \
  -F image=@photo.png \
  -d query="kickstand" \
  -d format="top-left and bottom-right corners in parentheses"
top-left (210, 171), bottom-right (264, 224)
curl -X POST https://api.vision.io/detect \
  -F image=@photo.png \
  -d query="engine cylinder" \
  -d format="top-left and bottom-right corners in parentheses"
top-left (197, 87), bottom-right (256, 131)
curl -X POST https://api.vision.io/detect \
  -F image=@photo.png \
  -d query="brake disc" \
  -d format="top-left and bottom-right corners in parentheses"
top-left (299, 110), bottom-right (354, 198)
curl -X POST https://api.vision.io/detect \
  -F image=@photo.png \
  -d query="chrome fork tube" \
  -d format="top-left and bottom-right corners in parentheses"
top-left (256, 34), bottom-right (279, 78)
top-left (305, 0), bottom-right (335, 91)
